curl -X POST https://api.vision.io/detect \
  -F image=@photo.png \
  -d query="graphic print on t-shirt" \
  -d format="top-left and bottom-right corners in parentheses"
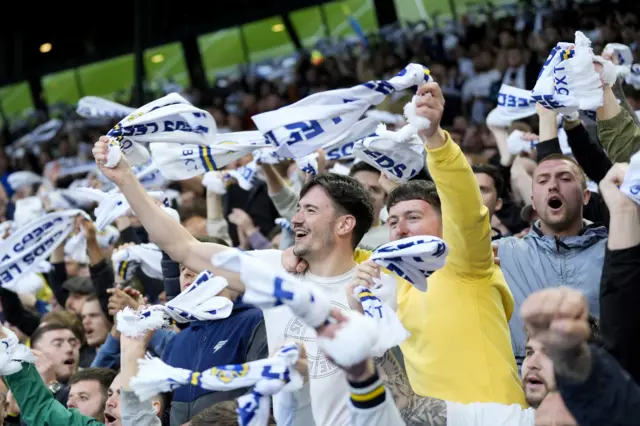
top-left (284, 300), bottom-right (348, 379)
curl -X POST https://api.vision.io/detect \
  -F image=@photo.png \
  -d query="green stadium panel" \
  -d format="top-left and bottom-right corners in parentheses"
top-left (78, 54), bottom-right (135, 100)
top-left (0, 81), bottom-right (34, 119)
top-left (145, 42), bottom-right (189, 87)
top-left (43, 69), bottom-right (81, 105)
top-left (243, 16), bottom-right (295, 62)
top-left (323, 0), bottom-right (378, 38)
top-left (198, 28), bottom-right (246, 83)
top-left (290, 6), bottom-right (325, 49)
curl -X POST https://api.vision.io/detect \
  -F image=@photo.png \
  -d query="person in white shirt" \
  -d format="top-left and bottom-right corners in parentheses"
top-left (91, 139), bottom-right (388, 426)
top-left (372, 310), bottom-right (593, 425)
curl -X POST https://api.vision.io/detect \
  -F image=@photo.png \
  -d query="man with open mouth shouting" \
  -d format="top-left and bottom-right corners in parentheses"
top-left (495, 150), bottom-right (608, 371)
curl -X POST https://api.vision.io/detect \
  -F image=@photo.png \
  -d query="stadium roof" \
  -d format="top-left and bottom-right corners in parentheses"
top-left (0, 0), bottom-right (334, 84)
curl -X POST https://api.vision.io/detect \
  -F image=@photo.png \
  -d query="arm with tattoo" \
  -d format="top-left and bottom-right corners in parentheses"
top-left (374, 350), bottom-right (448, 426)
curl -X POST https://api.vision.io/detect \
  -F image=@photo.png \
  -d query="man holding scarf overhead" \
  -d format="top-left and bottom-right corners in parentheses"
top-left (347, 82), bottom-right (525, 407)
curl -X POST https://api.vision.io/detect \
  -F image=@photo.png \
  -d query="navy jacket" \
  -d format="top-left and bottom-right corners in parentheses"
top-left (162, 300), bottom-right (268, 425)
top-left (557, 345), bottom-right (640, 426)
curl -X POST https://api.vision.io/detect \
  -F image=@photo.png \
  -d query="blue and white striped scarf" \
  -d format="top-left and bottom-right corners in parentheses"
top-left (371, 235), bottom-right (449, 292)
top-left (130, 343), bottom-right (303, 426)
top-left (116, 270), bottom-right (233, 338)
top-left (252, 63), bottom-right (431, 158)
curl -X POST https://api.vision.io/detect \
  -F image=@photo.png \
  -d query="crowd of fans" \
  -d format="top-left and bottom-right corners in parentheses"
top-left (0, 0), bottom-right (639, 425)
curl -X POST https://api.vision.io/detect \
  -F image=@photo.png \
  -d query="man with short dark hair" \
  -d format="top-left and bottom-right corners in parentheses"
top-left (31, 323), bottom-right (80, 385)
top-left (68, 368), bottom-right (117, 422)
top-left (351, 83), bottom-right (525, 406)
top-left (91, 136), bottom-right (382, 425)
top-left (496, 153), bottom-right (608, 368)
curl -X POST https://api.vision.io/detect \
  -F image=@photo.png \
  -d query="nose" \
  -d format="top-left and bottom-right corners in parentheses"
top-left (291, 209), bottom-right (304, 226)
top-left (396, 218), bottom-right (410, 237)
top-left (106, 395), bottom-right (117, 408)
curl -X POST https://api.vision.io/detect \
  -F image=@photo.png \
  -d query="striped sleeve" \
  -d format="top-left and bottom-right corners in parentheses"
top-left (348, 370), bottom-right (405, 426)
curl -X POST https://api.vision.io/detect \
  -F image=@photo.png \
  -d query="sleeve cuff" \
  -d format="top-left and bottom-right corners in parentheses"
top-left (598, 108), bottom-right (628, 130)
top-left (425, 131), bottom-right (458, 163)
top-left (348, 369), bottom-right (386, 409)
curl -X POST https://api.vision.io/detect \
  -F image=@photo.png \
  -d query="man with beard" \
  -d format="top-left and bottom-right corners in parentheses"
top-left (495, 154), bottom-right (607, 368)
top-left (67, 368), bottom-right (117, 422)
top-left (91, 136), bottom-right (380, 426)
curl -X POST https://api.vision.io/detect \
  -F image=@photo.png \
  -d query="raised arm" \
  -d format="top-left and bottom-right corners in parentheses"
top-left (91, 137), bottom-right (244, 293)
top-left (415, 83), bottom-right (493, 275)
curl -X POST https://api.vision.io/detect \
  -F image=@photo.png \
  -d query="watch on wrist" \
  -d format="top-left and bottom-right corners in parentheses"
top-left (47, 381), bottom-right (62, 394)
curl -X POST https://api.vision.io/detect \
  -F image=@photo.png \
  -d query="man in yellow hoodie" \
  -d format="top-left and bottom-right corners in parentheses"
top-left (352, 82), bottom-right (525, 406)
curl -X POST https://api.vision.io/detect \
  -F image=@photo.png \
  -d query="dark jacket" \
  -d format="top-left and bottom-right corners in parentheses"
top-left (600, 243), bottom-right (640, 385)
top-left (162, 300), bottom-right (268, 426)
top-left (557, 345), bottom-right (640, 426)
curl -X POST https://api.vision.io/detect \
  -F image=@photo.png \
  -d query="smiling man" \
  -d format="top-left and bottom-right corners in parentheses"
top-left (495, 154), bottom-right (608, 369)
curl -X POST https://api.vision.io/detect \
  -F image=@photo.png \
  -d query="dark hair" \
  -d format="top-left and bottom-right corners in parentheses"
top-left (84, 293), bottom-right (99, 303)
top-left (536, 153), bottom-right (586, 190)
top-left (349, 162), bottom-right (380, 177)
top-left (31, 323), bottom-right (77, 349)
top-left (386, 180), bottom-right (441, 214)
top-left (472, 164), bottom-right (505, 197)
top-left (190, 400), bottom-right (276, 426)
top-left (299, 173), bottom-right (374, 249)
top-left (68, 368), bottom-right (117, 401)
top-left (179, 198), bottom-right (207, 221)
top-left (196, 235), bottom-right (229, 247)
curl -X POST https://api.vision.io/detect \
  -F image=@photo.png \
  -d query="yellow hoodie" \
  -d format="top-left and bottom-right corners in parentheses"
top-left (359, 133), bottom-right (525, 406)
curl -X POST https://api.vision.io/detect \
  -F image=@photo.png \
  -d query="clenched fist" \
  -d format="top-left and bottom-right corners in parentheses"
top-left (92, 136), bottom-right (131, 186)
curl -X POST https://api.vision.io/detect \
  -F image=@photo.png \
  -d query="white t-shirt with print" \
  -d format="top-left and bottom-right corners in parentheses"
top-left (248, 249), bottom-right (354, 426)
top-left (447, 401), bottom-right (535, 426)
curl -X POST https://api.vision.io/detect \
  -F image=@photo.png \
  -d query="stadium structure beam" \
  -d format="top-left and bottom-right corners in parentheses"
top-left (28, 76), bottom-right (47, 117)
top-left (181, 35), bottom-right (209, 92)
top-left (133, 0), bottom-right (146, 107)
top-left (319, 5), bottom-right (331, 37)
top-left (280, 13), bottom-right (303, 50)
top-left (373, 0), bottom-right (398, 27)
top-left (239, 27), bottom-right (251, 64)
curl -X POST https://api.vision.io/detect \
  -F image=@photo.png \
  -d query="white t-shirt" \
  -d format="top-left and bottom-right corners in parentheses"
top-left (249, 249), bottom-right (355, 426)
top-left (447, 401), bottom-right (535, 426)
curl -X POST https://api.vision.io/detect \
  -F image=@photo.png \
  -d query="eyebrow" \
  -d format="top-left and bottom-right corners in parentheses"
top-left (298, 203), bottom-right (319, 210)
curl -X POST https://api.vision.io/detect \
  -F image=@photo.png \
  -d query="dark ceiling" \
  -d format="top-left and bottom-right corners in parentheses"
top-left (0, 0), bottom-right (333, 84)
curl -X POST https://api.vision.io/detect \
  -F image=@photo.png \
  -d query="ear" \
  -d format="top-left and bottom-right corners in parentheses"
top-left (336, 215), bottom-right (356, 238)
top-left (582, 188), bottom-right (591, 206)
top-left (151, 399), bottom-right (161, 417)
top-left (495, 197), bottom-right (503, 212)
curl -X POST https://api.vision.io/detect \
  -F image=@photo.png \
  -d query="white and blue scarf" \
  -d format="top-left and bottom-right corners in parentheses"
top-left (130, 343), bottom-right (303, 409)
top-left (116, 270), bottom-right (233, 338)
top-left (352, 286), bottom-right (409, 357)
top-left (148, 131), bottom-right (268, 180)
top-left (104, 93), bottom-right (215, 168)
top-left (531, 32), bottom-right (604, 115)
top-left (353, 123), bottom-right (426, 183)
top-left (76, 96), bottom-right (135, 119)
top-left (211, 249), bottom-right (332, 328)
top-left (111, 243), bottom-right (163, 281)
top-left (252, 64), bottom-right (431, 158)
top-left (371, 236), bottom-right (449, 292)
top-left (621, 150), bottom-right (640, 207)
top-left (0, 210), bottom-right (89, 291)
